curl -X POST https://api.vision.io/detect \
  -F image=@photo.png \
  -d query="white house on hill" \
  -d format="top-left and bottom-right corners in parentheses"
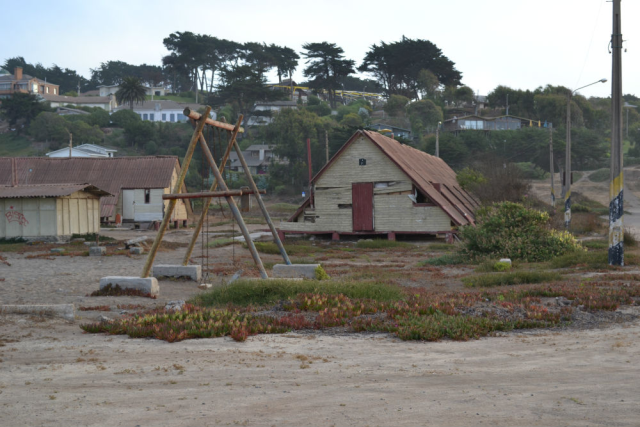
top-left (46, 144), bottom-right (117, 158)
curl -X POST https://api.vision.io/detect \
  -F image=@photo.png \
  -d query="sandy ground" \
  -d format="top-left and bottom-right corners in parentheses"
top-left (1, 315), bottom-right (639, 427)
top-left (1, 224), bottom-right (640, 426)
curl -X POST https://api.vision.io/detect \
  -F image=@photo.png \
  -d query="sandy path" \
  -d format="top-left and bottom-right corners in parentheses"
top-left (0, 314), bottom-right (639, 427)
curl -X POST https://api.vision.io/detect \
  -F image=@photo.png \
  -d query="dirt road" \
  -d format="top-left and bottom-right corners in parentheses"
top-left (1, 314), bottom-right (639, 427)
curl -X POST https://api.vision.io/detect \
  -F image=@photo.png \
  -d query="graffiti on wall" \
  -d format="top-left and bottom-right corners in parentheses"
top-left (5, 206), bottom-right (29, 226)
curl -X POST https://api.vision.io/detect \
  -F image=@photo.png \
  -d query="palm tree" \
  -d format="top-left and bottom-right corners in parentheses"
top-left (115, 77), bottom-right (146, 110)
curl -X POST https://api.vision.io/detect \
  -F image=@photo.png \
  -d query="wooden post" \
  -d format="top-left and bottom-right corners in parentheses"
top-left (182, 116), bottom-right (242, 265)
top-left (198, 134), bottom-right (269, 279)
top-left (141, 106), bottom-right (212, 278)
top-left (232, 138), bottom-right (292, 265)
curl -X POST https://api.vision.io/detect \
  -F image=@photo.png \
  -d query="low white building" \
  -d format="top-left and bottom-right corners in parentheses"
top-left (40, 93), bottom-right (117, 111)
top-left (46, 144), bottom-right (117, 158)
top-left (112, 100), bottom-right (216, 123)
top-left (97, 84), bottom-right (166, 97)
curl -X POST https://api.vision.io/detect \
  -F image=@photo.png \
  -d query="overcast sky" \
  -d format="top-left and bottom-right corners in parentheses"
top-left (0, 0), bottom-right (637, 99)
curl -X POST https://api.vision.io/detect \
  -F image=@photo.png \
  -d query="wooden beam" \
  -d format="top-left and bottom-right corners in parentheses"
top-left (162, 189), bottom-right (266, 200)
top-left (183, 108), bottom-right (244, 133)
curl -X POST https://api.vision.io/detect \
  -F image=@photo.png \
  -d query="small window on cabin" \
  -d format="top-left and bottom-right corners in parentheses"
top-left (53, 88), bottom-right (57, 94)
top-left (144, 189), bottom-right (151, 204)
top-left (411, 186), bottom-right (434, 206)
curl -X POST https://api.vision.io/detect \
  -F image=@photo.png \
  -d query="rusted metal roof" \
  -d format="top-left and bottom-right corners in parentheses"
top-left (309, 130), bottom-right (479, 226)
top-left (0, 184), bottom-right (111, 198)
top-left (0, 156), bottom-right (187, 217)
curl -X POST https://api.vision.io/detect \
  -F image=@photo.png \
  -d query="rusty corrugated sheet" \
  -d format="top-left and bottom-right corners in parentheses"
top-left (0, 184), bottom-right (111, 198)
top-left (0, 156), bottom-right (180, 218)
top-left (362, 130), bottom-right (476, 226)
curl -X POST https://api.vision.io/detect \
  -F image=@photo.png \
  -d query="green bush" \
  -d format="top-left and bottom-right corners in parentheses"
top-left (493, 261), bottom-right (511, 272)
top-left (459, 202), bottom-right (583, 262)
top-left (315, 265), bottom-right (330, 280)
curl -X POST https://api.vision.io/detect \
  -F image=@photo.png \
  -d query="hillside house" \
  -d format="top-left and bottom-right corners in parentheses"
top-left (97, 84), bottom-right (166, 97)
top-left (46, 143), bottom-right (117, 158)
top-left (246, 100), bottom-right (298, 126)
top-left (279, 130), bottom-right (478, 241)
top-left (0, 184), bottom-right (110, 241)
top-left (0, 67), bottom-right (60, 99)
top-left (40, 93), bottom-right (117, 111)
top-left (111, 100), bottom-right (214, 123)
top-left (0, 156), bottom-right (192, 226)
top-left (228, 145), bottom-right (285, 175)
top-left (443, 115), bottom-right (550, 134)
top-left (369, 123), bottom-right (413, 140)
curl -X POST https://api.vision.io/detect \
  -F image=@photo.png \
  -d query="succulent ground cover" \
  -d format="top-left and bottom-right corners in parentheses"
top-left (81, 278), bottom-right (640, 343)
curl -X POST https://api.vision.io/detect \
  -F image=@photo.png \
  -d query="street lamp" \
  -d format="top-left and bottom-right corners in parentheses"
top-left (564, 78), bottom-right (607, 229)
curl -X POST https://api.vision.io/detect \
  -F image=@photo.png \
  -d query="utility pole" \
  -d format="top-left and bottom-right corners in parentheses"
top-left (68, 132), bottom-right (73, 157)
top-left (506, 93), bottom-right (509, 116)
top-left (325, 130), bottom-right (329, 164)
top-left (565, 78), bottom-right (607, 228)
top-left (565, 92), bottom-right (572, 228)
top-left (609, 0), bottom-right (624, 266)
top-left (549, 123), bottom-right (555, 207)
top-left (435, 121), bottom-right (441, 158)
top-left (624, 102), bottom-right (637, 138)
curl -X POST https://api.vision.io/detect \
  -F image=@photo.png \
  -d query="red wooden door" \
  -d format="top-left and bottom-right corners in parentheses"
top-left (352, 182), bottom-right (374, 231)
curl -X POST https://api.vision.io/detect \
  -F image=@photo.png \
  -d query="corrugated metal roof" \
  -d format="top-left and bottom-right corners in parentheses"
top-left (0, 184), bottom-right (111, 198)
top-left (310, 130), bottom-right (479, 226)
top-left (0, 156), bottom-right (184, 218)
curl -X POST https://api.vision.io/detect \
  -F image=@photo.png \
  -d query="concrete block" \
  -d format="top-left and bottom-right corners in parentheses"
top-left (0, 304), bottom-right (75, 321)
top-left (272, 264), bottom-right (321, 279)
top-left (83, 241), bottom-right (99, 247)
top-left (499, 258), bottom-right (512, 265)
top-left (153, 265), bottom-right (201, 281)
top-left (198, 283), bottom-right (213, 290)
top-left (51, 248), bottom-right (65, 254)
top-left (130, 246), bottom-right (144, 255)
top-left (99, 277), bottom-right (159, 296)
top-left (89, 246), bottom-right (107, 256)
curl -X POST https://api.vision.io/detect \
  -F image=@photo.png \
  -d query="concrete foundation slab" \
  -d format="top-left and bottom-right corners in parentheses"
top-left (272, 264), bottom-right (321, 279)
top-left (130, 247), bottom-right (144, 255)
top-left (89, 246), bottom-right (106, 256)
top-left (99, 277), bottom-right (159, 296)
top-left (0, 304), bottom-right (75, 321)
top-left (152, 265), bottom-right (201, 281)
